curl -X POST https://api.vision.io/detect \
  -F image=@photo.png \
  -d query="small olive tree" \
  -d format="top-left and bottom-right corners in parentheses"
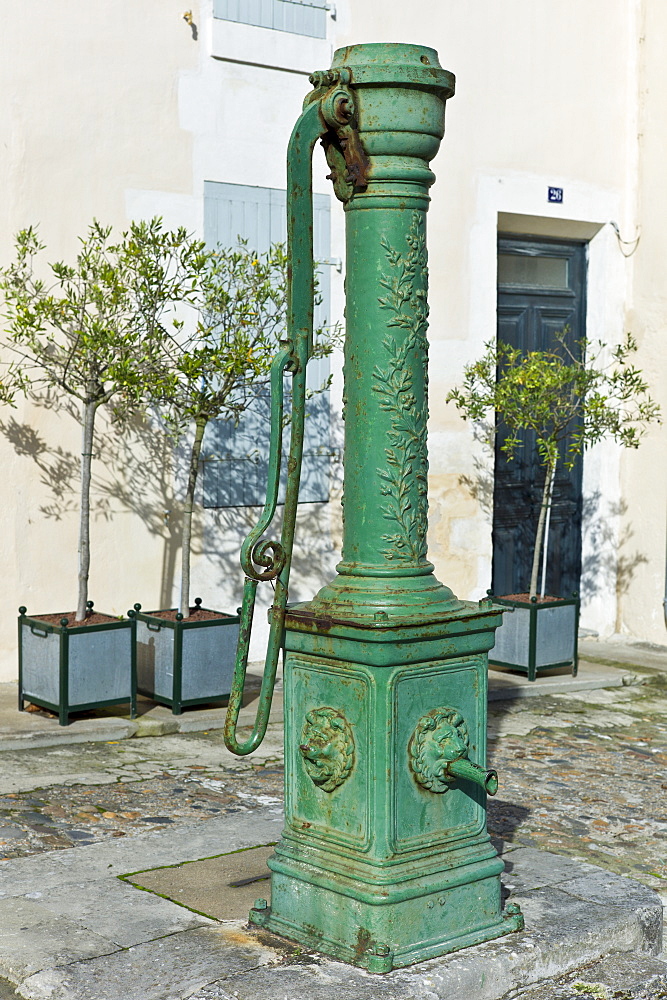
top-left (150, 240), bottom-right (336, 618)
top-left (0, 219), bottom-right (205, 620)
top-left (447, 332), bottom-right (660, 599)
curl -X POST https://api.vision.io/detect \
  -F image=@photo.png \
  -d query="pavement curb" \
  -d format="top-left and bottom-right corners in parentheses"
top-left (577, 638), bottom-right (667, 674)
top-left (0, 662), bottom-right (643, 752)
top-left (0, 818), bottom-right (662, 1000)
top-left (487, 660), bottom-right (637, 702)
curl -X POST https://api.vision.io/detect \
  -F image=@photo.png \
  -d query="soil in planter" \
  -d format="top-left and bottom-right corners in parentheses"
top-left (144, 607), bottom-right (235, 623)
top-left (501, 594), bottom-right (564, 604)
top-left (28, 611), bottom-right (123, 627)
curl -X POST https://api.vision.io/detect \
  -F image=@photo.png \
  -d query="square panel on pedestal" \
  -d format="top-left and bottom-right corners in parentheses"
top-left (390, 655), bottom-right (487, 853)
top-left (285, 654), bottom-right (372, 851)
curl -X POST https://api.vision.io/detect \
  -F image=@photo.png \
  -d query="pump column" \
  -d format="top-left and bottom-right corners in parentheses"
top-left (251, 42), bottom-right (524, 972)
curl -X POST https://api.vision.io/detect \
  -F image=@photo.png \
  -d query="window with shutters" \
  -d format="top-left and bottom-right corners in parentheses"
top-left (213, 0), bottom-right (329, 39)
top-left (202, 180), bottom-right (332, 508)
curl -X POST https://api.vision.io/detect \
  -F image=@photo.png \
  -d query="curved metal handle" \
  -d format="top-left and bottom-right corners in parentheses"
top-left (224, 95), bottom-right (330, 756)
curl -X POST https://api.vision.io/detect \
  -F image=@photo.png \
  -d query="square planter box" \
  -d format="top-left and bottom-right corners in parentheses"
top-left (488, 594), bottom-right (580, 681)
top-left (133, 600), bottom-right (240, 714)
top-left (18, 605), bottom-right (136, 726)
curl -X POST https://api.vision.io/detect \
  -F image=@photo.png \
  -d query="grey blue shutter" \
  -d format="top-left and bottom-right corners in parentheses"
top-left (202, 181), bottom-right (332, 508)
top-left (213, 0), bottom-right (327, 38)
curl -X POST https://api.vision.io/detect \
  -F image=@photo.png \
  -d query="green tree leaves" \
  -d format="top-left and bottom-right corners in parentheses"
top-left (447, 331), bottom-right (660, 598)
top-left (147, 239), bottom-right (337, 616)
top-left (0, 219), bottom-right (338, 620)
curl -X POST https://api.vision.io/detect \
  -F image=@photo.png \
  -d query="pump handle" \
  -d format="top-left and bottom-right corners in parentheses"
top-left (223, 97), bottom-right (330, 755)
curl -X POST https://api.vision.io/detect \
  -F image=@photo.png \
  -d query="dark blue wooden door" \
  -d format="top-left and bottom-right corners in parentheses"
top-left (492, 237), bottom-right (587, 597)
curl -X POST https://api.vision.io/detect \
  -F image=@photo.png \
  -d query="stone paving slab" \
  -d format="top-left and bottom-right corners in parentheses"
top-left (488, 661), bottom-right (637, 702)
top-left (187, 959), bottom-right (429, 1000)
top-left (0, 729), bottom-right (285, 797)
top-left (500, 952), bottom-right (667, 999)
top-left (0, 668), bottom-right (271, 751)
top-left (126, 845), bottom-right (275, 921)
top-left (0, 896), bottom-right (119, 981)
top-left (0, 648), bottom-right (664, 997)
top-left (19, 877), bottom-right (211, 948)
top-left (0, 809), bottom-right (284, 897)
top-left (10, 853), bottom-right (666, 1000)
top-left (0, 710), bottom-right (138, 751)
top-left (186, 951), bottom-right (667, 1000)
top-left (0, 811), bottom-right (283, 998)
top-left (18, 926), bottom-right (279, 1000)
top-left (0, 795), bottom-right (662, 1000)
top-left (181, 850), bottom-right (664, 1000)
top-left (129, 845), bottom-right (664, 1000)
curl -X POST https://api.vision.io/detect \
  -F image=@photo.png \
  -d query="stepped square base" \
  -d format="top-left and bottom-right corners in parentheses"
top-left (251, 856), bottom-right (522, 971)
top-left (252, 600), bottom-right (522, 972)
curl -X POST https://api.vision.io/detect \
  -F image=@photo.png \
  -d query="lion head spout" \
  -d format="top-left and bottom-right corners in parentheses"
top-left (409, 707), bottom-right (470, 793)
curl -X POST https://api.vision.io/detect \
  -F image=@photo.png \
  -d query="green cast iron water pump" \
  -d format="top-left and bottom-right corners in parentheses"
top-left (224, 41), bottom-right (524, 972)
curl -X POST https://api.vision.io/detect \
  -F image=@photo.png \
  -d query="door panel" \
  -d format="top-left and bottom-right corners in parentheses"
top-left (492, 238), bottom-right (586, 598)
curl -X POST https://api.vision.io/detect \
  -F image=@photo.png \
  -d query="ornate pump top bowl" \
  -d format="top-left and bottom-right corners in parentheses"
top-left (329, 42), bottom-right (455, 99)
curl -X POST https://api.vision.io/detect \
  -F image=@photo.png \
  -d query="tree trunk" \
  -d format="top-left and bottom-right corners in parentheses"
top-left (180, 415), bottom-right (208, 618)
top-left (529, 457), bottom-right (557, 601)
top-left (539, 466), bottom-right (556, 599)
top-left (76, 401), bottom-right (98, 621)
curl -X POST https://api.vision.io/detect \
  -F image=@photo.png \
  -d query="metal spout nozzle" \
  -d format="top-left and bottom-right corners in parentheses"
top-left (447, 757), bottom-right (498, 795)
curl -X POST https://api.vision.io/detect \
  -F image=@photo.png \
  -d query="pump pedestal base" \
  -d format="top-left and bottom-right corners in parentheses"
top-left (251, 854), bottom-right (522, 972)
top-left (253, 601), bottom-right (523, 972)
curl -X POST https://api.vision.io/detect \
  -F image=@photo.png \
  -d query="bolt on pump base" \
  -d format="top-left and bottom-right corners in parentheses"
top-left (225, 42), bottom-right (524, 973)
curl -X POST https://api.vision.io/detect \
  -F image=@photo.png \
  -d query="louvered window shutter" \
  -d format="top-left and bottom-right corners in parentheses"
top-left (202, 181), bottom-right (332, 508)
top-left (213, 0), bottom-right (328, 39)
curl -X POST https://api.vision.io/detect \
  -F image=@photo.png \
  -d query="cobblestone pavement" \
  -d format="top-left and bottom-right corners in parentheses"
top-left (0, 735), bottom-right (283, 859)
top-left (1, 668), bottom-right (666, 998)
top-left (487, 669), bottom-right (667, 903)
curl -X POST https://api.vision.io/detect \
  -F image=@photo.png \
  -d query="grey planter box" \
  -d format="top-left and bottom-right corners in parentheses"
top-left (488, 594), bottom-right (580, 681)
top-left (18, 606), bottom-right (136, 726)
top-left (134, 600), bottom-right (240, 714)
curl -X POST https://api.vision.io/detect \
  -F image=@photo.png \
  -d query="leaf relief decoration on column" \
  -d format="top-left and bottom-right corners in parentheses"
top-left (372, 212), bottom-right (429, 564)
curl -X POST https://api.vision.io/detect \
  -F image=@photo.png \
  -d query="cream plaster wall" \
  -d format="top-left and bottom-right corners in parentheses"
top-left (0, 0), bottom-right (345, 679)
top-left (0, 1), bottom-right (196, 258)
top-left (1, 0), bottom-right (665, 683)
top-left (341, 1), bottom-right (665, 643)
top-left (168, 2), bottom-right (344, 662)
top-left (615, 0), bottom-right (667, 641)
top-left (0, 2), bottom-right (201, 679)
top-left (122, 2), bottom-right (345, 663)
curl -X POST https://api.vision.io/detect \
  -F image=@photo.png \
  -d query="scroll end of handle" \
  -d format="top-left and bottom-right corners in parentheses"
top-left (223, 578), bottom-right (259, 755)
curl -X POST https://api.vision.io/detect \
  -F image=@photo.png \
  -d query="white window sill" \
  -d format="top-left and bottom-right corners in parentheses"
top-left (211, 18), bottom-right (332, 76)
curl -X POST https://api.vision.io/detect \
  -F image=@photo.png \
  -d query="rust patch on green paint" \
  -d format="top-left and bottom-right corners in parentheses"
top-left (354, 926), bottom-right (373, 963)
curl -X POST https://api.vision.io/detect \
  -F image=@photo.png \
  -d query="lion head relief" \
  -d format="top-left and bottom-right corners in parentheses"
top-left (409, 707), bottom-right (470, 793)
top-left (299, 707), bottom-right (355, 792)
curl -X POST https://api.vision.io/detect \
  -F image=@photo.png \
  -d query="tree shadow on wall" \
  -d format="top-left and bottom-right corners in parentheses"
top-left (200, 394), bottom-right (344, 611)
top-left (2, 399), bottom-right (344, 616)
top-left (580, 492), bottom-right (648, 620)
top-left (454, 419), bottom-right (495, 519)
top-left (201, 494), bottom-right (342, 617)
top-left (0, 414), bottom-right (110, 523)
top-left (0, 411), bottom-right (181, 609)
top-left (92, 414), bottom-right (184, 610)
